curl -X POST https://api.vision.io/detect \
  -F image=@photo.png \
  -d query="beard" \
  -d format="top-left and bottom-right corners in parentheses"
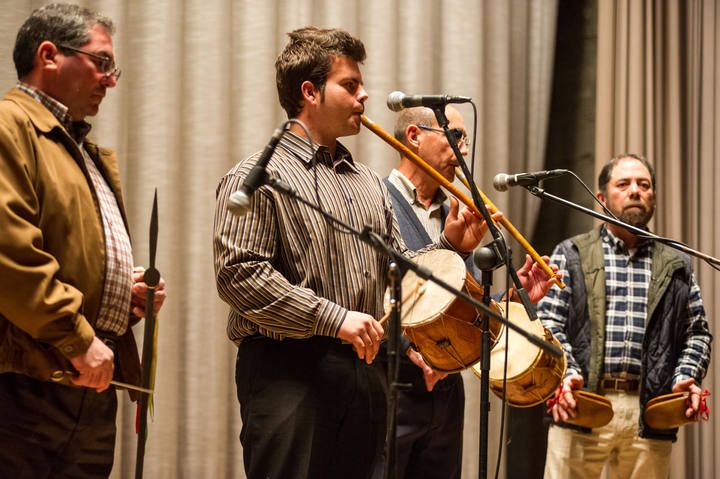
top-left (618, 206), bottom-right (654, 228)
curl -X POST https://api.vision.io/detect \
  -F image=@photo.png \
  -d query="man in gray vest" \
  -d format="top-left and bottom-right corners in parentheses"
top-left (375, 105), bottom-right (557, 478)
top-left (541, 154), bottom-right (712, 478)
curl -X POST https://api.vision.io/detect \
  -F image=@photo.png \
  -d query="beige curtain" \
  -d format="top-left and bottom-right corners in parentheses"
top-left (0, 1), bottom-right (557, 477)
top-left (596, 1), bottom-right (719, 478)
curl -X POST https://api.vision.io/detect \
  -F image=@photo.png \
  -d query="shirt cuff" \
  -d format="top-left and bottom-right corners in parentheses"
top-left (565, 368), bottom-right (579, 379)
top-left (672, 373), bottom-right (700, 387)
top-left (313, 299), bottom-right (348, 338)
top-left (439, 233), bottom-right (470, 259)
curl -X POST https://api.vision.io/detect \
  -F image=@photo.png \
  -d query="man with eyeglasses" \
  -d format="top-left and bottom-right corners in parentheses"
top-left (371, 106), bottom-right (557, 479)
top-left (0, 4), bottom-right (165, 477)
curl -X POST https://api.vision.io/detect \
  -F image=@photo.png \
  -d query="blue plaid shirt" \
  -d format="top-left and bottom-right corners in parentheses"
top-left (539, 225), bottom-right (711, 385)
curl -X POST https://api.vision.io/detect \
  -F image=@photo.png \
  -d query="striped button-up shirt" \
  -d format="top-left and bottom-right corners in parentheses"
top-left (539, 225), bottom-right (711, 384)
top-left (214, 132), bottom-right (452, 343)
top-left (17, 83), bottom-right (133, 335)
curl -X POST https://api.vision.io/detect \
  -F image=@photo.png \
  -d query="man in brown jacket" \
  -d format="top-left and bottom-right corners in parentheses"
top-left (0, 4), bottom-right (165, 477)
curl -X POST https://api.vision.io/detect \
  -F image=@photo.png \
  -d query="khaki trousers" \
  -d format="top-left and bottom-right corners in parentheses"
top-left (544, 391), bottom-right (672, 479)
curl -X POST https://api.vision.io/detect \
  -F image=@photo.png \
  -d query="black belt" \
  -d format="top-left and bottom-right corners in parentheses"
top-left (240, 334), bottom-right (354, 353)
top-left (600, 378), bottom-right (640, 392)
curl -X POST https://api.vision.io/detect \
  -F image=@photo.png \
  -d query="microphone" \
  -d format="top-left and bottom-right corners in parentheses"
top-left (386, 91), bottom-right (472, 112)
top-left (492, 169), bottom-right (569, 192)
top-left (228, 126), bottom-right (286, 215)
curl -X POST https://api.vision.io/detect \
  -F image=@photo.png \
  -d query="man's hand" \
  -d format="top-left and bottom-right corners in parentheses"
top-left (407, 348), bottom-right (447, 391)
top-left (672, 377), bottom-right (711, 422)
top-left (130, 267), bottom-right (167, 318)
top-left (337, 311), bottom-right (384, 364)
top-left (516, 254), bottom-right (560, 304)
top-left (69, 336), bottom-right (114, 392)
top-left (443, 197), bottom-right (504, 253)
top-left (550, 373), bottom-right (584, 423)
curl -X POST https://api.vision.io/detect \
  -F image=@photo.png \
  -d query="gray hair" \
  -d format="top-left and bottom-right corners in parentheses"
top-left (392, 107), bottom-right (436, 146)
top-left (13, 3), bottom-right (115, 78)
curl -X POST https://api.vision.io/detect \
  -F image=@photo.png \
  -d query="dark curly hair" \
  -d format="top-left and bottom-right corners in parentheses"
top-left (275, 26), bottom-right (366, 119)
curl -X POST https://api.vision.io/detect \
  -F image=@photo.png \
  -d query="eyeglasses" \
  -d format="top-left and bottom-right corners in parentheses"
top-left (417, 125), bottom-right (470, 148)
top-left (58, 44), bottom-right (122, 81)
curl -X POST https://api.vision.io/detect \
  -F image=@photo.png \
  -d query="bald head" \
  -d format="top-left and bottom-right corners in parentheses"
top-left (393, 107), bottom-right (436, 146)
top-left (392, 105), bottom-right (468, 198)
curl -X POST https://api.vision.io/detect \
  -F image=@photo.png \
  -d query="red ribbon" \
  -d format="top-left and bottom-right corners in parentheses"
top-left (685, 389), bottom-right (711, 416)
top-left (546, 383), bottom-right (569, 414)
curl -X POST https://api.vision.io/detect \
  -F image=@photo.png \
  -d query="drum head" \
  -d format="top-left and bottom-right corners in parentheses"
top-left (383, 249), bottom-right (468, 327)
top-left (488, 302), bottom-right (544, 379)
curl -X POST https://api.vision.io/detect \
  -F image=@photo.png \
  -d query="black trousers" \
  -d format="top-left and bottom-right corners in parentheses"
top-left (0, 373), bottom-right (117, 479)
top-left (236, 336), bottom-right (387, 479)
top-left (372, 375), bottom-right (465, 479)
top-left (394, 376), bottom-right (464, 479)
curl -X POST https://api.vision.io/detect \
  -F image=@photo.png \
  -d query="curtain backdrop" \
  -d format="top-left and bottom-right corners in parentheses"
top-left (596, 1), bottom-right (719, 478)
top-left (0, 1), bottom-right (556, 477)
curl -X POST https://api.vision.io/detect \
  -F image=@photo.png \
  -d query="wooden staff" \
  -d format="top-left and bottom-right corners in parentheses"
top-left (361, 114), bottom-right (564, 289)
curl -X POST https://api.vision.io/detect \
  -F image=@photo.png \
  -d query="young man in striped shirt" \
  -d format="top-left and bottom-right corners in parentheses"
top-left (541, 154), bottom-right (712, 479)
top-left (214, 27), bottom-right (490, 479)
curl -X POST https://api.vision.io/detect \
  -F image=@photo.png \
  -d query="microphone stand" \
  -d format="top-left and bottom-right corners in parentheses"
top-left (384, 262), bottom-right (402, 479)
top-left (522, 186), bottom-right (720, 268)
top-left (473, 245), bottom-right (505, 479)
top-left (431, 105), bottom-right (538, 479)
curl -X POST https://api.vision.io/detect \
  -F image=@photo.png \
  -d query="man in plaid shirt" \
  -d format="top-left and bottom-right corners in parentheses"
top-left (541, 154), bottom-right (712, 479)
top-left (0, 4), bottom-right (166, 477)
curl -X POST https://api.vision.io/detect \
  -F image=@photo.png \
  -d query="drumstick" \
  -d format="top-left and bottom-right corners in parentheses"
top-left (111, 380), bottom-right (154, 395)
top-left (379, 279), bottom-right (426, 325)
top-left (51, 370), bottom-right (154, 395)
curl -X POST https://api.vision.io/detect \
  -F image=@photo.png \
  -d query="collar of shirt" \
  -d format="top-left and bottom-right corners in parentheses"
top-left (601, 224), bottom-right (653, 258)
top-left (278, 131), bottom-right (358, 173)
top-left (16, 82), bottom-right (92, 144)
top-left (388, 168), bottom-right (447, 209)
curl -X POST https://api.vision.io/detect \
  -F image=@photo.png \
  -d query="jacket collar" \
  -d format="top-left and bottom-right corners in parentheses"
top-left (4, 87), bottom-right (65, 136)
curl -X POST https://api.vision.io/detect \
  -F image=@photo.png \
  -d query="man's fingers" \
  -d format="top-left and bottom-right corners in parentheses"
top-left (448, 197), bottom-right (459, 218)
top-left (373, 321), bottom-right (384, 340)
top-left (565, 392), bottom-right (577, 411)
top-left (360, 331), bottom-right (375, 364)
top-left (691, 393), bottom-right (700, 412)
top-left (558, 406), bottom-right (568, 422)
top-left (365, 327), bottom-right (380, 364)
top-left (353, 338), bottom-right (366, 360)
top-left (557, 391), bottom-right (577, 419)
top-left (373, 320), bottom-right (384, 338)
